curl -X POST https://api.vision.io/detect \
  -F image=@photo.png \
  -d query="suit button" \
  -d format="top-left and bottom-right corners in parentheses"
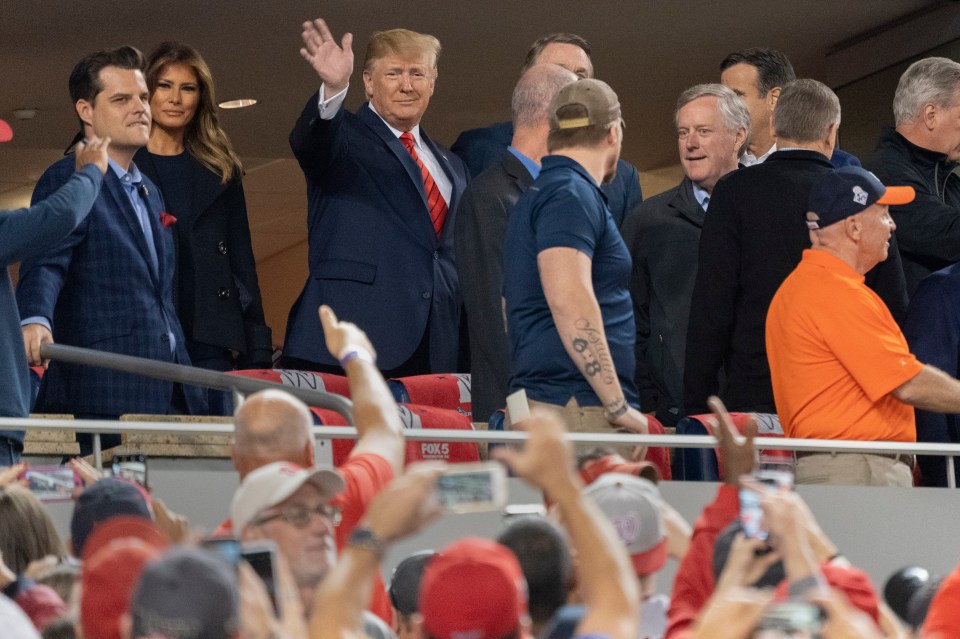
top-left (421, 291), bottom-right (431, 300)
top-left (433, 250), bottom-right (439, 261)
top-left (218, 241), bottom-right (228, 255)
top-left (218, 287), bottom-right (230, 299)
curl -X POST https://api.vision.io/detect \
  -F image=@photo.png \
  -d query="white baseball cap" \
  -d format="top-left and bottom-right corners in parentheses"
top-left (230, 461), bottom-right (345, 533)
top-left (583, 473), bottom-right (667, 576)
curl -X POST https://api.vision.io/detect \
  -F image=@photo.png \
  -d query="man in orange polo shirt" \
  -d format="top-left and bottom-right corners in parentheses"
top-left (766, 167), bottom-right (960, 486)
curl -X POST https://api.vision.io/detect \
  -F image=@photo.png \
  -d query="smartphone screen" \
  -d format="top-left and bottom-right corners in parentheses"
top-left (23, 466), bottom-right (78, 503)
top-left (112, 454), bottom-right (148, 488)
top-left (754, 602), bottom-right (822, 638)
top-left (436, 462), bottom-right (507, 513)
top-left (241, 542), bottom-right (280, 615)
top-left (202, 537), bottom-right (241, 569)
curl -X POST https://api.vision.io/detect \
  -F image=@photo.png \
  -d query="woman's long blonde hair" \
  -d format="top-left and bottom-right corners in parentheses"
top-left (146, 42), bottom-right (243, 183)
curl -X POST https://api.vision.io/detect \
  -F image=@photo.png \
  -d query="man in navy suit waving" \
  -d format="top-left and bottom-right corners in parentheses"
top-left (283, 18), bottom-right (469, 377)
top-left (18, 47), bottom-right (205, 452)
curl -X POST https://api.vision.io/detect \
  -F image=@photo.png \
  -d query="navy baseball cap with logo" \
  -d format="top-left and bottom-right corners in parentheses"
top-left (806, 167), bottom-right (915, 230)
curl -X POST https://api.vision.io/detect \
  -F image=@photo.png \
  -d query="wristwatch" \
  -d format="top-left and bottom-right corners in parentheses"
top-left (347, 526), bottom-right (387, 559)
top-left (603, 401), bottom-right (629, 423)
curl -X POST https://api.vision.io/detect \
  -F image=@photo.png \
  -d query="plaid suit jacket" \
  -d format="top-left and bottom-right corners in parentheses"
top-left (17, 154), bottom-right (206, 416)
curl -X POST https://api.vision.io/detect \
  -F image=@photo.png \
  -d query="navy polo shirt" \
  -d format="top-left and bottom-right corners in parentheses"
top-left (503, 155), bottom-right (639, 407)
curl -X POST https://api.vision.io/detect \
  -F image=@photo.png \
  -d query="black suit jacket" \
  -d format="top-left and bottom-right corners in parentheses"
top-left (454, 151), bottom-right (535, 421)
top-left (135, 149), bottom-right (272, 366)
top-left (684, 150), bottom-right (908, 414)
top-left (622, 177), bottom-right (704, 425)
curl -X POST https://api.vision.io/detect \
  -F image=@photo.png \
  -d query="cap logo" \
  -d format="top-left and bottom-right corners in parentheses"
top-left (852, 186), bottom-right (868, 205)
top-left (611, 515), bottom-right (641, 544)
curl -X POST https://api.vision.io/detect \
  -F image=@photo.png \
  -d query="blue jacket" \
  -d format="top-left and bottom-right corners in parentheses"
top-left (1, 165), bottom-right (103, 440)
top-left (17, 155), bottom-right (206, 416)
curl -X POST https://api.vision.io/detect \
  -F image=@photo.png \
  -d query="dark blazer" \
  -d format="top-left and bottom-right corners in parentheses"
top-left (621, 177), bottom-right (704, 426)
top-left (134, 149), bottom-right (272, 367)
top-left (284, 98), bottom-right (469, 371)
top-left (684, 149), bottom-right (909, 415)
top-left (451, 121), bottom-right (643, 227)
top-left (1, 166), bottom-right (103, 442)
top-left (455, 151), bottom-right (535, 421)
top-left (17, 155), bottom-right (206, 416)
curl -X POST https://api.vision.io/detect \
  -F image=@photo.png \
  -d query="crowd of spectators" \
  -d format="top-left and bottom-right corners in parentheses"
top-left (4, 12), bottom-right (960, 639)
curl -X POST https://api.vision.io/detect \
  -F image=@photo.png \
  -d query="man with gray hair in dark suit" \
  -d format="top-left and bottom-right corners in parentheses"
top-left (455, 63), bottom-right (577, 422)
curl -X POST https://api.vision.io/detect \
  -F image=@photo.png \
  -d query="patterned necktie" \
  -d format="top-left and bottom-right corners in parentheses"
top-left (400, 132), bottom-right (448, 236)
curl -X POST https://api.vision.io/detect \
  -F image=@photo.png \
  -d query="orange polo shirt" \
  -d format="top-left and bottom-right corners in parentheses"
top-left (766, 250), bottom-right (922, 441)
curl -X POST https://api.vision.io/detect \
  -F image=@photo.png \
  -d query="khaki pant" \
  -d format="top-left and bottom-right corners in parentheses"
top-left (795, 453), bottom-right (913, 487)
top-left (525, 397), bottom-right (638, 460)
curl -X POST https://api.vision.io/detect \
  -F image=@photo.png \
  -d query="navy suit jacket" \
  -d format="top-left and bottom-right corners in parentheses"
top-left (285, 98), bottom-right (469, 371)
top-left (17, 155), bottom-right (206, 416)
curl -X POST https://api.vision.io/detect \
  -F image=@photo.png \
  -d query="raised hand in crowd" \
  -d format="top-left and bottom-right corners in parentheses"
top-left (320, 305), bottom-right (376, 364)
top-left (300, 18), bottom-right (354, 94)
top-left (707, 395), bottom-right (758, 484)
top-left (496, 409), bottom-right (640, 639)
top-left (310, 463), bottom-right (446, 639)
top-left (239, 552), bottom-right (307, 639)
top-left (813, 588), bottom-right (886, 639)
top-left (73, 135), bottom-right (110, 174)
top-left (0, 462), bottom-right (26, 487)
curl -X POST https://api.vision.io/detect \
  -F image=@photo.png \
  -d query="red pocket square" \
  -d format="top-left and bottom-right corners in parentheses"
top-left (160, 212), bottom-right (177, 228)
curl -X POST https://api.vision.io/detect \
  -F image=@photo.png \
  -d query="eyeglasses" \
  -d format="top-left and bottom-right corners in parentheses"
top-left (253, 503), bottom-right (342, 529)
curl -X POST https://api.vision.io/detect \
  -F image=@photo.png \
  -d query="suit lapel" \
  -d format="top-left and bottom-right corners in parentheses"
top-left (671, 178), bottom-right (706, 227)
top-left (357, 104), bottom-right (437, 249)
top-left (421, 129), bottom-right (465, 244)
top-left (142, 182), bottom-right (170, 289)
top-left (501, 151), bottom-right (536, 190)
top-left (103, 172), bottom-right (160, 286)
top-left (358, 104), bottom-right (429, 204)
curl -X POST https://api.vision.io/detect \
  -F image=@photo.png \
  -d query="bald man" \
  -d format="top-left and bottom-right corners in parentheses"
top-left (222, 306), bottom-right (403, 622)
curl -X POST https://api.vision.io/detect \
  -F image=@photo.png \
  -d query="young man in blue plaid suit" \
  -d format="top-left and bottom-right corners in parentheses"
top-left (17, 46), bottom-right (205, 452)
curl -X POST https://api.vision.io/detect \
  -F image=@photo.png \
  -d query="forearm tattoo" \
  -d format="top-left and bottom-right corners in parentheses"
top-left (570, 318), bottom-right (616, 385)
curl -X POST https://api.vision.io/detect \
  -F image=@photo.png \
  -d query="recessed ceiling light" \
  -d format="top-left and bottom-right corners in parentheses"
top-left (219, 99), bottom-right (258, 109)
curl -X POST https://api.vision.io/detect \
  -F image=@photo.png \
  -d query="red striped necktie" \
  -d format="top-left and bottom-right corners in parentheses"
top-left (400, 131), bottom-right (448, 237)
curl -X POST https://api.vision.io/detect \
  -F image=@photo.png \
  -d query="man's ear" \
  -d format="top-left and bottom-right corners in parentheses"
top-left (411, 613), bottom-right (429, 639)
top-left (362, 70), bottom-right (374, 100)
top-left (767, 86), bottom-right (782, 110)
top-left (76, 99), bottom-right (94, 129)
top-left (922, 102), bottom-right (939, 131)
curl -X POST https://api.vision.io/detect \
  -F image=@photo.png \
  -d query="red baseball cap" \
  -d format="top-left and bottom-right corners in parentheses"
top-left (0, 118), bottom-right (11, 142)
top-left (774, 563), bottom-right (880, 624)
top-left (579, 453), bottom-right (660, 486)
top-left (81, 515), bottom-right (170, 561)
top-left (420, 537), bottom-right (529, 639)
top-left (81, 538), bottom-right (163, 639)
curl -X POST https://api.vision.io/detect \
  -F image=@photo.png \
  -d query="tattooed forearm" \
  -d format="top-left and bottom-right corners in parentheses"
top-left (570, 318), bottom-right (616, 385)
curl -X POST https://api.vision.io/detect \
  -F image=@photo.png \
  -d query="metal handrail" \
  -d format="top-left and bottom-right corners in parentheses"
top-left (39, 343), bottom-right (354, 421)
top-left (5, 418), bottom-right (958, 487)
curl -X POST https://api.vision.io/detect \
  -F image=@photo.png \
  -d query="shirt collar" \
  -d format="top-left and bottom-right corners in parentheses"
top-left (802, 248), bottom-right (865, 283)
top-left (540, 155), bottom-right (607, 201)
top-left (367, 102), bottom-right (422, 146)
top-left (691, 182), bottom-right (711, 210)
top-left (741, 142), bottom-right (777, 167)
top-left (507, 146), bottom-right (540, 179)
top-left (109, 157), bottom-right (143, 185)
